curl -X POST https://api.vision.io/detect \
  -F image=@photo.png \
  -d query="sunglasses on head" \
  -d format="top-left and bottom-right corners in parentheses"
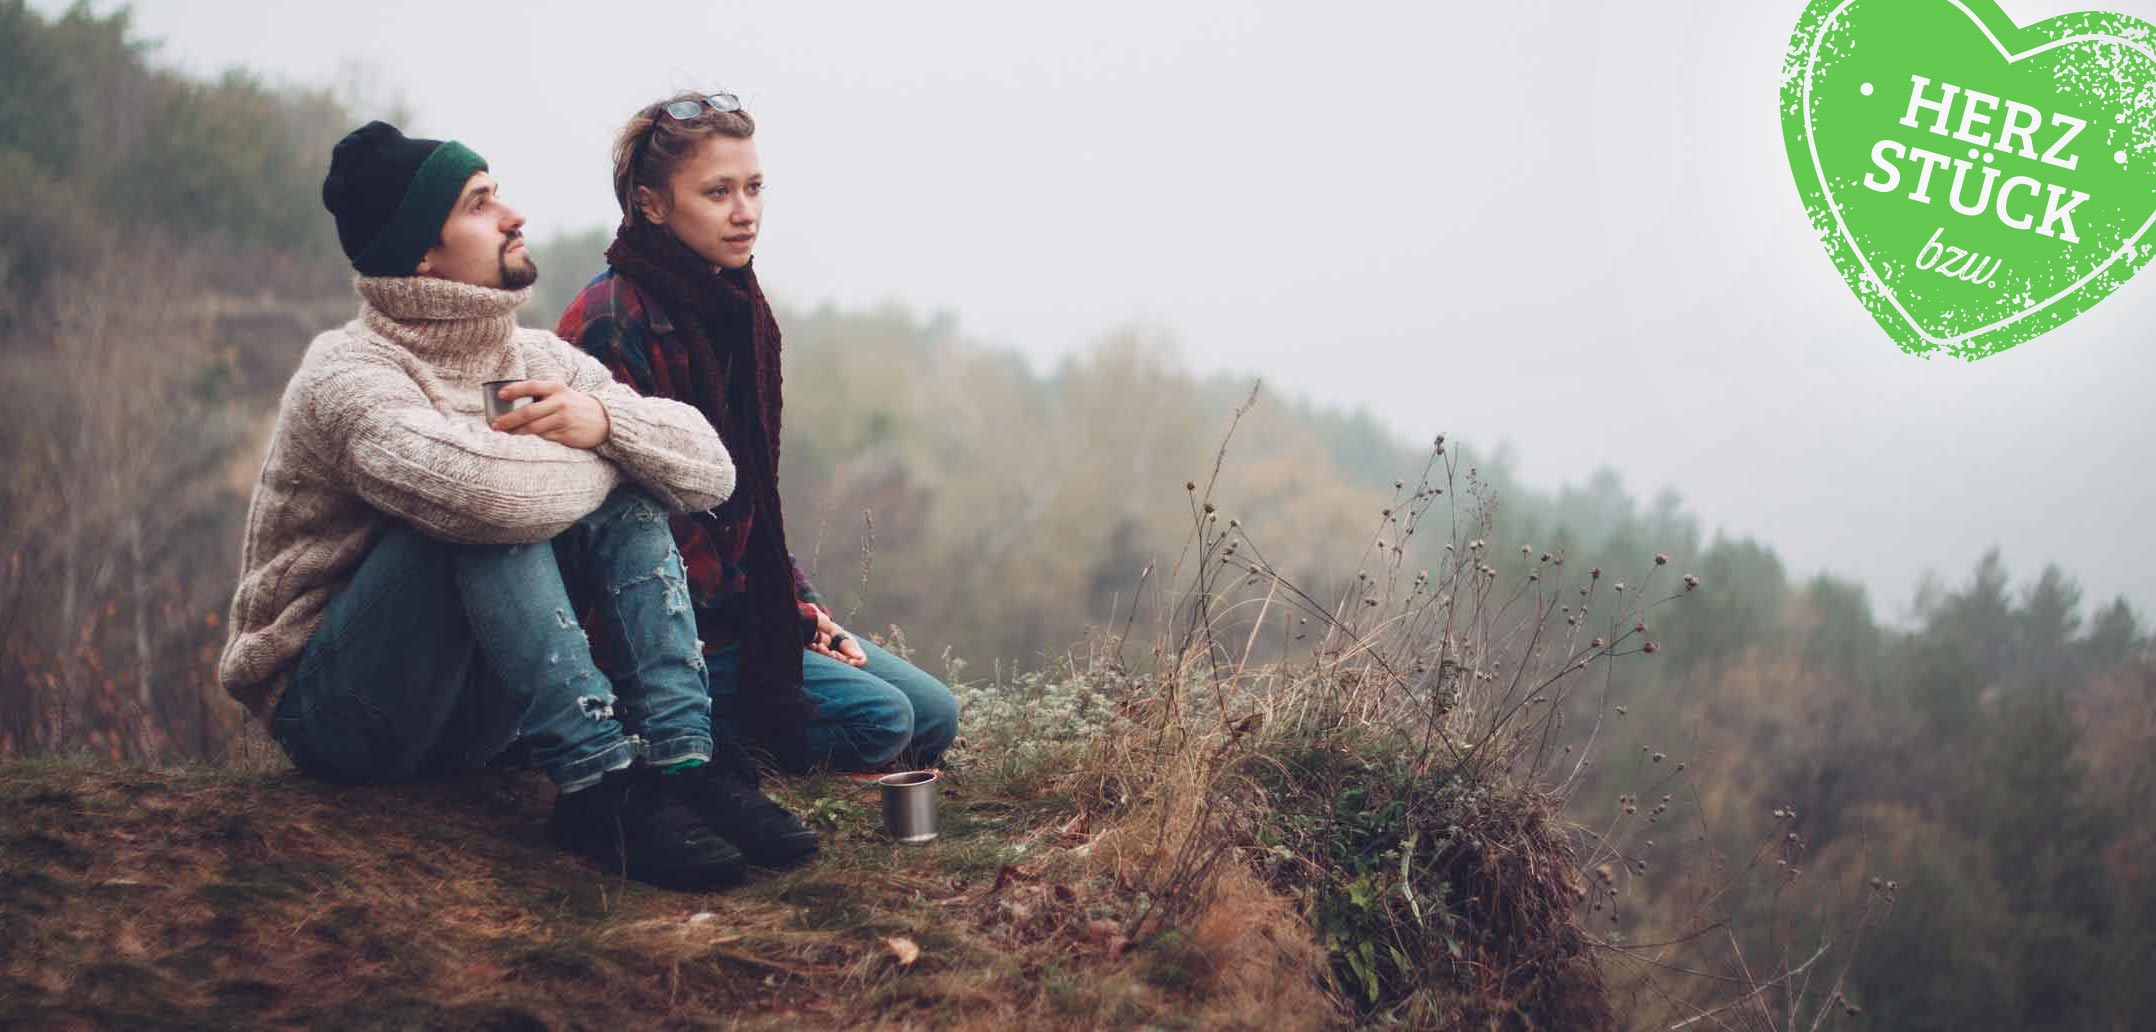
top-left (661, 92), bottom-right (741, 121)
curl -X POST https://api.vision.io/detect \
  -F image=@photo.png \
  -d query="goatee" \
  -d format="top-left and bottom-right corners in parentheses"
top-left (499, 249), bottom-right (538, 290)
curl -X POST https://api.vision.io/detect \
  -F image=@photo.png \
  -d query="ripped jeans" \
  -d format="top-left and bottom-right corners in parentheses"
top-left (270, 488), bottom-right (714, 793)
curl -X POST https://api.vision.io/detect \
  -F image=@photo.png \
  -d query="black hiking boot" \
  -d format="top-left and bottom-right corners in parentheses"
top-left (661, 746), bottom-right (821, 868)
top-left (550, 767), bottom-right (746, 889)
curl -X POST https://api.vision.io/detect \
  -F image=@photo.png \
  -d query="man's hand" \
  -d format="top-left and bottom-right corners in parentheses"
top-left (807, 608), bottom-right (868, 667)
top-left (490, 379), bottom-right (610, 449)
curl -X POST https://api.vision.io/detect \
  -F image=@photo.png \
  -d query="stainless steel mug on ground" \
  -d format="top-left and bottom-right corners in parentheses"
top-left (878, 770), bottom-right (939, 843)
top-left (482, 379), bottom-right (528, 423)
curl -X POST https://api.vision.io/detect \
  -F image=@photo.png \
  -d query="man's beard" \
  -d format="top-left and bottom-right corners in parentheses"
top-left (499, 240), bottom-right (539, 290)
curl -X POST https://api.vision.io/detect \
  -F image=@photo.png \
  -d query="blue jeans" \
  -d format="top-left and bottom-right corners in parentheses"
top-left (705, 636), bottom-right (960, 773)
top-left (270, 488), bottom-right (713, 793)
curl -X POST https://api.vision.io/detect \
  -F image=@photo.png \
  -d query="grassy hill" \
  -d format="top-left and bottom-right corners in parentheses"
top-left (0, 754), bottom-right (1334, 1030)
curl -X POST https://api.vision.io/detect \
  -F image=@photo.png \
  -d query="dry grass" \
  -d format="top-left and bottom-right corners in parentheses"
top-left (0, 745), bottom-right (1337, 1031)
top-left (953, 408), bottom-right (1660, 1029)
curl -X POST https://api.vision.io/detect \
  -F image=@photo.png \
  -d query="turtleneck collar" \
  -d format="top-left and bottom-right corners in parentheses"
top-left (354, 275), bottom-right (531, 377)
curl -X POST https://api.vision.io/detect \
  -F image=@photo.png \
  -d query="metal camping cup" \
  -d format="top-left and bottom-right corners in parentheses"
top-left (482, 379), bottom-right (530, 423)
top-left (878, 770), bottom-right (939, 843)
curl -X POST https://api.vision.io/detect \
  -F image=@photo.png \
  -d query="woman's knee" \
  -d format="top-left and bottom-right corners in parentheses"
top-left (849, 689), bottom-right (917, 768)
top-left (855, 646), bottom-right (960, 753)
top-left (907, 682), bottom-right (960, 754)
top-left (848, 679), bottom-right (957, 768)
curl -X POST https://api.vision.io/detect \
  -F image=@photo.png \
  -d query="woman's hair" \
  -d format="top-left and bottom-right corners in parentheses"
top-left (610, 91), bottom-right (758, 226)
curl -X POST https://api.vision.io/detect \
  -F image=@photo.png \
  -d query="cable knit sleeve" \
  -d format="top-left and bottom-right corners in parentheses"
top-left (299, 352), bottom-right (622, 545)
top-left (536, 331), bottom-right (735, 514)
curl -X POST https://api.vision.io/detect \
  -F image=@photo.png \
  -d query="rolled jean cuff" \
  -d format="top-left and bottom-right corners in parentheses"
top-left (640, 733), bottom-right (713, 769)
top-left (550, 736), bottom-right (640, 794)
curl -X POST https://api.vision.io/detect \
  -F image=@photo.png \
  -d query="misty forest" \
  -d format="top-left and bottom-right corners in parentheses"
top-left (2, 5), bottom-right (2151, 1029)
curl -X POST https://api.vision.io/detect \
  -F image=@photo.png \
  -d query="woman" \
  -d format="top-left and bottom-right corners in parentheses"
top-left (556, 91), bottom-right (959, 776)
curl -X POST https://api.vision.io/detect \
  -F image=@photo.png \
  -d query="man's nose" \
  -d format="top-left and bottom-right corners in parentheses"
top-left (503, 206), bottom-right (527, 233)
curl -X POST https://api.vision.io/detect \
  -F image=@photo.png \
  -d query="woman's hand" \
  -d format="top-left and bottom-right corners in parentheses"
top-left (490, 379), bottom-right (611, 449)
top-left (807, 608), bottom-right (868, 667)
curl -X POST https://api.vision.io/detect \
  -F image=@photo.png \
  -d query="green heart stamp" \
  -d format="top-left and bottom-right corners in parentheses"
top-left (1782, 0), bottom-right (2156, 358)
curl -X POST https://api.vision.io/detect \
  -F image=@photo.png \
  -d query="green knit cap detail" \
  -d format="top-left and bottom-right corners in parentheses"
top-left (350, 140), bottom-right (489, 277)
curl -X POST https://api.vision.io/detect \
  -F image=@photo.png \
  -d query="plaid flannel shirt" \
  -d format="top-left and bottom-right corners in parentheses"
top-left (555, 268), bottom-right (829, 653)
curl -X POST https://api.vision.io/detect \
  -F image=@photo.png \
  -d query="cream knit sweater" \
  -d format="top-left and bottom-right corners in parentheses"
top-left (217, 275), bottom-right (735, 723)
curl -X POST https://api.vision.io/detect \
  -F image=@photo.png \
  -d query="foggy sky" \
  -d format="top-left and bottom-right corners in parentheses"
top-left (61, 0), bottom-right (2156, 622)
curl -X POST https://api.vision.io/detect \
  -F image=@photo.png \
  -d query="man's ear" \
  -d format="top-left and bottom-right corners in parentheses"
top-left (632, 184), bottom-right (667, 226)
top-left (414, 233), bottom-right (445, 278)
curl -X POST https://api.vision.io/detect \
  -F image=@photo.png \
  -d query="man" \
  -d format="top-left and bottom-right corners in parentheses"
top-left (216, 121), bottom-right (819, 889)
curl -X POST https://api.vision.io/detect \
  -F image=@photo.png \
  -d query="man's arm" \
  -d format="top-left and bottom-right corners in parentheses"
top-left (300, 355), bottom-right (622, 545)
top-left (537, 331), bottom-right (735, 514)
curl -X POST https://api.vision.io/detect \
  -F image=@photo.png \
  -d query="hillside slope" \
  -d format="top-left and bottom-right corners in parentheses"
top-left (0, 756), bottom-right (1331, 1030)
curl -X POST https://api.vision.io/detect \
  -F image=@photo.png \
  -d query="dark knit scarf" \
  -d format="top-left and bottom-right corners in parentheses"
top-left (605, 221), bottom-right (812, 765)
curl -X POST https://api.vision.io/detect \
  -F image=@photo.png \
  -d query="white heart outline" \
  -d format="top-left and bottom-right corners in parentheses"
top-left (1801, 0), bottom-right (2156, 348)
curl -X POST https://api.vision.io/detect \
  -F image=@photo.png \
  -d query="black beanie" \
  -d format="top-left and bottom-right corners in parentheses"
top-left (321, 121), bottom-right (489, 277)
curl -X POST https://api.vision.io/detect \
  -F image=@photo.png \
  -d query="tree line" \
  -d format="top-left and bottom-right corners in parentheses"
top-left (1, 4), bottom-right (2149, 1025)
